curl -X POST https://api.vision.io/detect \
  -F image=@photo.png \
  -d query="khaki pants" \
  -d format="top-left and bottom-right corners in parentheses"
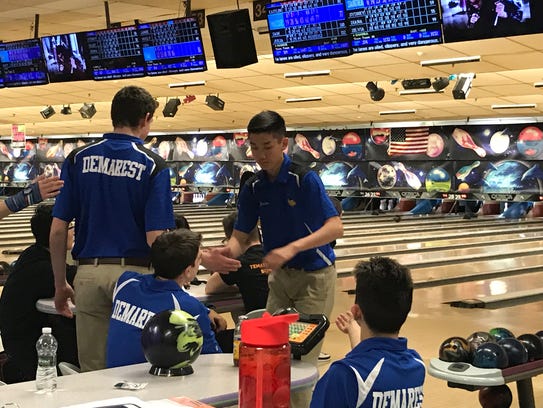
top-left (74, 264), bottom-right (150, 372)
top-left (266, 264), bottom-right (337, 408)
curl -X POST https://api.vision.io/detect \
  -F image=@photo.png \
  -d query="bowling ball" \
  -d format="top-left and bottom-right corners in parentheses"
top-left (535, 330), bottom-right (543, 343)
top-left (472, 342), bottom-right (508, 369)
top-left (425, 167), bottom-right (451, 192)
top-left (341, 132), bottom-right (362, 159)
top-left (438, 336), bottom-right (470, 363)
top-left (489, 327), bottom-right (515, 342)
top-left (497, 338), bottom-right (528, 366)
top-left (141, 309), bottom-right (203, 376)
top-left (517, 333), bottom-right (543, 361)
top-left (517, 126), bottom-right (543, 158)
top-left (467, 331), bottom-right (496, 357)
top-left (478, 385), bottom-right (513, 408)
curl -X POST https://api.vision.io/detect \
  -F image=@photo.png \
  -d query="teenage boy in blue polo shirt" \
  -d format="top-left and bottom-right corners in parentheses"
top-left (224, 110), bottom-right (343, 354)
top-left (310, 257), bottom-right (425, 408)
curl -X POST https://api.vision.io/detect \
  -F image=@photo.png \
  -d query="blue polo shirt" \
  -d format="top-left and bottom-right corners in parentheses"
top-left (310, 337), bottom-right (426, 408)
top-left (53, 133), bottom-right (175, 258)
top-left (106, 271), bottom-right (222, 368)
top-left (235, 154), bottom-right (337, 271)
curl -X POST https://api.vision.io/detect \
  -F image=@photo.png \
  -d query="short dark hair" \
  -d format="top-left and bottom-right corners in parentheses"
top-left (174, 214), bottom-right (190, 230)
top-left (222, 211), bottom-right (260, 242)
top-left (151, 229), bottom-right (202, 280)
top-left (247, 110), bottom-right (286, 141)
top-left (111, 86), bottom-right (159, 129)
top-left (354, 257), bottom-right (413, 334)
top-left (31, 203), bottom-right (54, 247)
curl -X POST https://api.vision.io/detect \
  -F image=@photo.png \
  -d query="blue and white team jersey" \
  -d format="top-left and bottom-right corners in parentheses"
top-left (235, 154), bottom-right (338, 271)
top-left (310, 337), bottom-right (425, 408)
top-left (53, 133), bottom-right (175, 259)
top-left (106, 271), bottom-right (222, 368)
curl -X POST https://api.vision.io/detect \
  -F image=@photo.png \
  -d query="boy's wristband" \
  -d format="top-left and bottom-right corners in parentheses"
top-left (4, 183), bottom-right (43, 213)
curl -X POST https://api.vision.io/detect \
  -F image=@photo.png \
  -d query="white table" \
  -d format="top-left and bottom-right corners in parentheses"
top-left (0, 354), bottom-right (318, 408)
top-left (36, 277), bottom-right (244, 316)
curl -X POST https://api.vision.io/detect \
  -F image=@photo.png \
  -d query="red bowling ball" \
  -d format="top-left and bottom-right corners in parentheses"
top-left (478, 385), bottom-right (513, 408)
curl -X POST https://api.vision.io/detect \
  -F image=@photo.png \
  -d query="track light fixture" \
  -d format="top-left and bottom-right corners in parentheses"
top-left (162, 98), bottom-right (181, 117)
top-left (60, 105), bottom-right (72, 115)
top-left (79, 103), bottom-right (96, 119)
top-left (366, 82), bottom-right (385, 102)
top-left (432, 77), bottom-right (450, 91)
top-left (40, 106), bottom-right (56, 119)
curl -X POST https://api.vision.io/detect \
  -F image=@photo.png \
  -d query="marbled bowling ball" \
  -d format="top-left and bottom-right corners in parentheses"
top-left (141, 310), bottom-right (203, 372)
top-left (497, 338), bottom-right (528, 366)
top-left (438, 336), bottom-right (470, 363)
top-left (472, 342), bottom-right (509, 369)
top-left (489, 327), bottom-right (515, 343)
top-left (467, 331), bottom-right (495, 357)
top-left (517, 333), bottom-right (543, 361)
top-left (478, 385), bottom-right (513, 408)
top-left (425, 167), bottom-right (451, 192)
top-left (517, 126), bottom-right (543, 158)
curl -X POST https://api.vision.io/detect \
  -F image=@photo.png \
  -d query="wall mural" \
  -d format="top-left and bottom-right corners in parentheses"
top-left (1, 123), bottom-right (542, 201)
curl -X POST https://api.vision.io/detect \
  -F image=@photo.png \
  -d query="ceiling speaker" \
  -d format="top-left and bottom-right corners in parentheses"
top-left (205, 95), bottom-right (225, 111)
top-left (162, 98), bottom-right (181, 117)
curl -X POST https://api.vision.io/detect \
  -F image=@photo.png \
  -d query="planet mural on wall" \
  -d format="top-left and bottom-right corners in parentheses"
top-left (341, 132), bottom-right (362, 159)
top-left (489, 130), bottom-right (510, 154)
top-left (425, 167), bottom-right (451, 192)
top-left (517, 126), bottom-right (543, 158)
top-left (377, 164), bottom-right (397, 189)
top-left (426, 133), bottom-right (445, 158)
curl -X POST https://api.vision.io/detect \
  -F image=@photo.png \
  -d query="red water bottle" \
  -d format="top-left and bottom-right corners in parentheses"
top-left (238, 312), bottom-right (299, 408)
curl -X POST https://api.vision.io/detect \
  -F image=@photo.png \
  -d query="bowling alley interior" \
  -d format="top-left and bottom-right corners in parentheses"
top-left (2, 0), bottom-right (543, 407)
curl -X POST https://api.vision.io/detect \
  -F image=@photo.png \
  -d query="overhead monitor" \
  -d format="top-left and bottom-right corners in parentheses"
top-left (346, 0), bottom-right (443, 53)
top-left (138, 17), bottom-right (207, 75)
top-left (41, 32), bottom-right (93, 82)
top-left (0, 39), bottom-right (49, 87)
top-left (440, 0), bottom-right (543, 42)
top-left (85, 25), bottom-right (145, 80)
top-left (266, 0), bottom-right (352, 63)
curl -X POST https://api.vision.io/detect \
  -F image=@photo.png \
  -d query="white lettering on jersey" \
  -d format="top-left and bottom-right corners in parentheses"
top-left (372, 385), bottom-right (423, 408)
top-left (111, 299), bottom-right (155, 329)
top-left (82, 155), bottom-right (146, 180)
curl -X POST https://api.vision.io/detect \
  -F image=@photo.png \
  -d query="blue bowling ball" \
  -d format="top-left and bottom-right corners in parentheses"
top-left (472, 342), bottom-right (509, 369)
top-left (497, 338), bottom-right (528, 366)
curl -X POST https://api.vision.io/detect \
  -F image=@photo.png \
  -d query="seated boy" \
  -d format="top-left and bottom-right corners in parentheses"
top-left (310, 257), bottom-right (425, 408)
top-left (106, 229), bottom-right (224, 368)
top-left (205, 211), bottom-right (269, 313)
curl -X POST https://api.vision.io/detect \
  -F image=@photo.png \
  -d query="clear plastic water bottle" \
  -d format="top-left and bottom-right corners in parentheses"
top-left (233, 315), bottom-right (248, 367)
top-left (35, 327), bottom-right (58, 392)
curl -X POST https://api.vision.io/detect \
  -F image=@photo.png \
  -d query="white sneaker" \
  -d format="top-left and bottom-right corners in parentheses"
top-left (318, 352), bottom-right (331, 361)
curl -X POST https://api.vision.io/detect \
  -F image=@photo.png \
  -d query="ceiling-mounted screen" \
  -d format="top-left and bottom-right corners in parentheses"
top-left (41, 32), bottom-right (93, 82)
top-left (85, 25), bottom-right (145, 80)
top-left (346, 0), bottom-right (442, 53)
top-left (441, 0), bottom-right (543, 42)
top-left (0, 39), bottom-right (49, 87)
top-left (266, 0), bottom-right (352, 63)
top-left (139, 17), bottom-right (207, 75)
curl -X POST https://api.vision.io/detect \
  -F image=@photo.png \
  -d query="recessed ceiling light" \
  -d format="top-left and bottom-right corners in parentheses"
top-left (491, 104), bottom-right (537, 110)
top-left (285, 96), bottom-right (323, 103)
top-left (379, 109), bottom-right (416, 116)
top-left (284, 70), bottom-right (331, 79)
top-left (420, 56), bottom-right (480, 67)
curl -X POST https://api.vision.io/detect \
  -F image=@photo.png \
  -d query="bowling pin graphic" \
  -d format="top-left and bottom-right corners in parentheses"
top-left (455, 161), bottom-right (481, 181)
top-left (452, 128), bottom-right (487, 157)
top-left (295, 133), bottom-right (320, 159)
top-left (393, 162), bottom-right (422, 190)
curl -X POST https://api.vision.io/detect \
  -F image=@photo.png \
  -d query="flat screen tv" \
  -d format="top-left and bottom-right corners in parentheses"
top-left (138, 17), bottom-right (207, 75)
top-left (441, 0), bottom-right (543, 42)
top-left (345, 0), bottom-right (442, 53)
top-left (0, 39), bottom-right (49, 87)
top-left (266, 0), bottom-right (352, 63)
top-left (85, 25), bottom-right (145, 80)
top-left (41, 32), bottom-right (93, 82)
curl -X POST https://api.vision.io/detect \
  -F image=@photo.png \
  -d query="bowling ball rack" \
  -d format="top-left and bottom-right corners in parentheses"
top-left (429, 357), bottom-right (543, 408)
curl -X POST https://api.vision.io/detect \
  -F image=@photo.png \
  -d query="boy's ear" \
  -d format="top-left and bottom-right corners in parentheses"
top-left (350, 304), bottom-right (363, 322)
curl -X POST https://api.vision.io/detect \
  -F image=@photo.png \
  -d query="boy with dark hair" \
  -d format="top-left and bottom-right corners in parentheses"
top-left (205, 211), bottom-right (269, 313)
top-left (224, 110), bottom-right (342, 345)
top-left (0, 203), bottom-right (77, 383)
top-left (106, 229), bottom-right (224, 368)
top-left (310, 257), bottom-right (425, 408)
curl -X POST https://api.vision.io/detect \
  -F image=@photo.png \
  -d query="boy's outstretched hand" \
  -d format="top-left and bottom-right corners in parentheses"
top-left (335, 311), bottom-right (354, 334)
